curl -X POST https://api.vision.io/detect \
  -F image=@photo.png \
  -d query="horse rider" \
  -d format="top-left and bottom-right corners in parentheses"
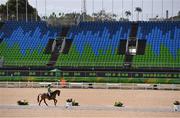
top-left (47, 84), bottom-right (52, 97)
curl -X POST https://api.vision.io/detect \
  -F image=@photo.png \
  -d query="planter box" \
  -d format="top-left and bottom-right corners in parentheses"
top-left (66, 102), bottom-right (72, 108)
top-left (173, 105), bottom-right (180, 111)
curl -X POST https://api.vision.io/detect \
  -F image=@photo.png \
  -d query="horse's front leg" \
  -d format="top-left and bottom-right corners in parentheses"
top-left (39, 99), bottom-right (43, 106)
top-left (44, 99), bottom-right (48, 106)
top-left (54, 99), bottom-right (57, 106)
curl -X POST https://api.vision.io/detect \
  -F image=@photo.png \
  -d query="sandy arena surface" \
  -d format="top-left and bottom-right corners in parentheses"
top-left (0, 88), bottom-right (180, 118)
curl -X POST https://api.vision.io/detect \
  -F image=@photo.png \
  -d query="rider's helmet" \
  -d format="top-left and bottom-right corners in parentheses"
top-left (48, 84), bottom-right (51, 87)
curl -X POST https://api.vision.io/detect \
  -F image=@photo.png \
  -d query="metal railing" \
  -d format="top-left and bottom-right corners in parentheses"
top-left (1, 60), bottom-right (179, 69)
top-left (0, 82), bottom-right (179, 90)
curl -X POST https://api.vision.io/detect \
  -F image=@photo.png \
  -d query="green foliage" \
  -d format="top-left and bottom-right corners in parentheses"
top-left (66, 98), bottom-right (79, 106)
top-left (173, 101), bottom-right (180, 105)
top-left (17, 100), bottom-right (28, 105)
top-left (114, 101), bottom-right (123, 107)
top-left (66, 98), bottom-right (72, 102)
top-left (48, 12), bottom-right (94, 26)
top-left (0, 76), bottom-right (180, 84)
top-left (72, 100), bottom-right (79, 106)
top-left (62, 77), bottom-right (180, 84)
top-left (0, 0), bottom-right (37, 14)
top-left (0, 77), bottom-right (59, 82)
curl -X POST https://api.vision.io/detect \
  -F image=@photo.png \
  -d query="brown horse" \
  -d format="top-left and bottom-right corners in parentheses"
top-left (37, 90), bottom-right (61, 106)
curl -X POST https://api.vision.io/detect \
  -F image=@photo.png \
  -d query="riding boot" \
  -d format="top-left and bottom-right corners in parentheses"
top-left (48, 93), bottom-right (51, 99)
top-left (49, 93), bottom-right (51, 99)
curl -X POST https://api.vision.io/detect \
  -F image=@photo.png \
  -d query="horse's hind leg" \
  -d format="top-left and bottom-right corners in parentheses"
top-left (44, 99), bottom-right (48, 106)
top-left (54, 99), bottom-right (57, 106)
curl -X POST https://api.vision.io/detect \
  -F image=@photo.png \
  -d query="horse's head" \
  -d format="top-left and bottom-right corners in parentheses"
top-left (56, 90), bottom-right (60, 96)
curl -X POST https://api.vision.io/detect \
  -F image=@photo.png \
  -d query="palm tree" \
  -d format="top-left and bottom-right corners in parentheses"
top-left (52, 12), bottom-right (56, 18)
top-left (178, 11), bottom-right (180, 16)
top-left (58, 12), bottom-right (62, 17)
top-left (135, 7), bottom-right (142, 21)
top-left (125, 11), bottom-right (131, 20)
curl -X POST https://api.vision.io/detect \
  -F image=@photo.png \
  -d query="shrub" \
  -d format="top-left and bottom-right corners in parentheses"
top-left (17, 100), bottom-right (29, 105)
top-left (66, 98), bottom-right (72, 102)
top-left (173, 101), bottom-right (180, 105)
top-left (114, 101), bottom-right (123, 107)
top-left (72, 100), bottom-right (79, 106)
top-left (66, 98), bottom-right (79, 106)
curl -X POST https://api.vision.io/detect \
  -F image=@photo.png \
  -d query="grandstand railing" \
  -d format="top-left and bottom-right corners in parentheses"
top-left (2, 60), bottom-right (179, 68)
top-left (0, 82), bottom-right (179, 90)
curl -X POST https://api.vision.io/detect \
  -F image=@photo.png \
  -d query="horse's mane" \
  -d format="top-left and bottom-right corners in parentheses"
top-left (52, 90), bottom-right (60, 95)
top-left (54, 90), bottom-right (61, 93)
top-left (53, 90), bottom-right (60, 93)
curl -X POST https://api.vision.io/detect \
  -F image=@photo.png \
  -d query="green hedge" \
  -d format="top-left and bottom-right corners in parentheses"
top-left (0, 77), bottom-right (179, 84)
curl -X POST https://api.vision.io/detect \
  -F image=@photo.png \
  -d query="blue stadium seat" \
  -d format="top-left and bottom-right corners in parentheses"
top-left (137, 21), bottom-right (180, 58)
top-left (67, 21), bottom-right (131, 55)
top-left (0, 21), bottom-right (61, 66)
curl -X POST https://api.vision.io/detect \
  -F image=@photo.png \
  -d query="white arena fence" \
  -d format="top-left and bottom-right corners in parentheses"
top-left (0, 82), bottom-right (180, 90)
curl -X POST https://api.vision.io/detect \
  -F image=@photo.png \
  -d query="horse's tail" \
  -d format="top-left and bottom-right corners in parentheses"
top-left (37, 94), bottom-right (41, 103)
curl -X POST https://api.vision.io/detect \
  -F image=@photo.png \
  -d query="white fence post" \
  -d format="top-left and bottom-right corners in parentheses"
top-left (6, 81), bottom-right (8, 88)
top-left (19, 81), bottom-right (21, 88)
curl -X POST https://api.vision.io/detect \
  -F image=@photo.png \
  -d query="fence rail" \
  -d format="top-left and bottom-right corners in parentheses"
top-left (0, 82), bottom-right (180, 90)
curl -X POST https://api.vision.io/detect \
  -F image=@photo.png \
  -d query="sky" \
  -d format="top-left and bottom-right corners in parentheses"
top-left (0, 0), bottom-right (179, 21)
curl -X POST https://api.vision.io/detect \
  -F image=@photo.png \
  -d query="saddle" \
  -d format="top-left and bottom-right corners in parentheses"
top-left (47, 93), bottom-right (52, 99)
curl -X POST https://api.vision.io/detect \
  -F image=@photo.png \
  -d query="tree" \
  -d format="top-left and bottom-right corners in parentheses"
top-left (178, 11), bottom-right (180, 16)
top-left (47, 12), bottom-right (82, 26)
top-left (0, 0), bottom-right (40, 21)
top-left (52, 12), bottom-right (56, 18)
top-left (135, 7), bottom-right (142, 21)
top-left (125, 11), bottom-right (131, 20)
top-left (58, 13), bottom-right (62, 17)
top-left (93, 10), bottom-right (116, 21)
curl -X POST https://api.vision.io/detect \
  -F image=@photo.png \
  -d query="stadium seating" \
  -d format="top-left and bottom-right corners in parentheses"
top-left (56, 21), bottom-right (131, 67)
top-left (0, 21), bottom-right (60, 66)
top-left (0, 21), bottom-right (179, 68)
top-left (0, 22), bottom-right (4, 29)
top-left (0, 22), bottom-right (4, 44)
top-left (134, 21), bottom-right (180, 67)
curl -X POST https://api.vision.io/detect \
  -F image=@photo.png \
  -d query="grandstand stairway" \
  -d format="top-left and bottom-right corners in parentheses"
top-left (117, 40), bottom-right (127, 55)
top-left (47, 25), bottom-right (72, 66)
top-left (59, 25), bottom-right (73, 54)
top-left (47, 39), bottom-right (63, 66)
top-left (0, 22), bottom-right (4, 28)
top-left (44, 39), bottom-right (55, 54)
top-left (0, 57), bottom-right (3, 67)
top-left (60, 26), bottom-right (71, 37)
top-left (136, 40), bottom-right (147, 55)
top-left (60, 39), bottom-right (73, 54)
top-left (0, 38), bottom-right (3, 44)
top-left (124, 22), bottom-right (138, 68)
top-left (0, 22), bottom-right (4, 44)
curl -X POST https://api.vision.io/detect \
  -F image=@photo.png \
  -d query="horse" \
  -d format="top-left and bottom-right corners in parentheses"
top-left (37, 90), bottom-right (61, 106)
